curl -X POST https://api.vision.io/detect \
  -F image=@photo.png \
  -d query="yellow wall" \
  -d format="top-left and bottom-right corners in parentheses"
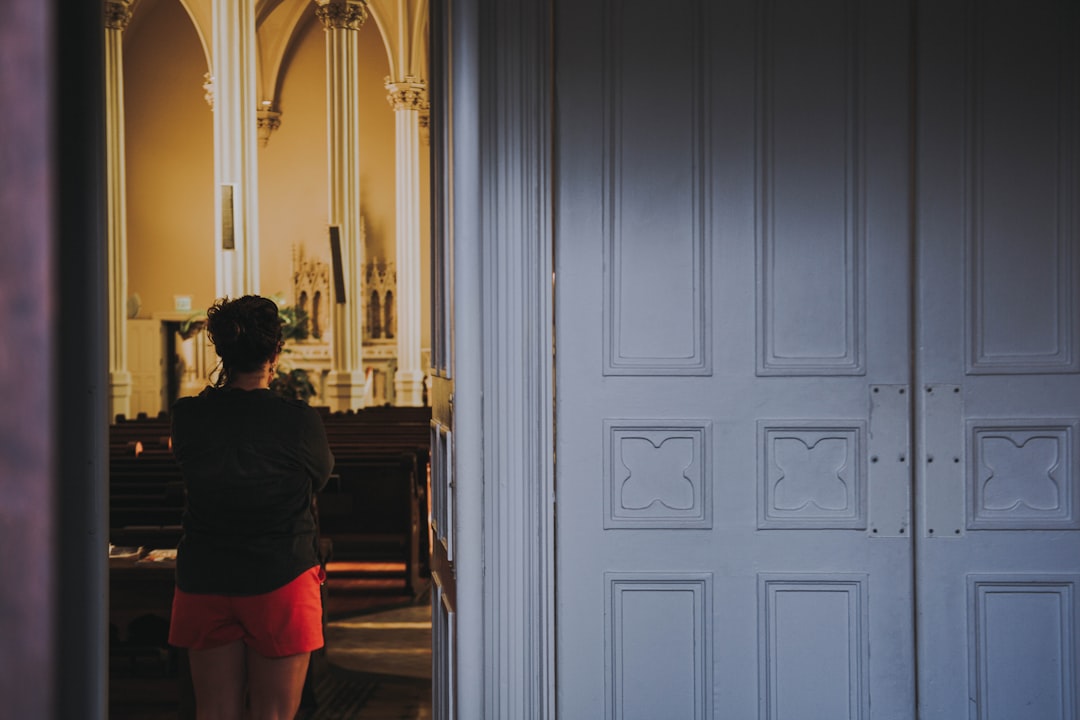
top-left (259, 15), bottom-right (398, 302)
top-left (123, 1), bottom-right (430, 359)
top-left (124, 0), bottom-right (214, 318)
top-left (258, 14), bottom-right (330, 301)
top-left (356, 20), bottom-right (396, 263)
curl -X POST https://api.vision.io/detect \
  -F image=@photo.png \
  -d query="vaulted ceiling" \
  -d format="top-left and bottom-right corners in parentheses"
top-left (124, 0), bottom-right (428, 115)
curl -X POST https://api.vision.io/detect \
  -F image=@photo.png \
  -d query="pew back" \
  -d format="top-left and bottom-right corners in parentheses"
top-left (108, 405), bottom-right (432, 594)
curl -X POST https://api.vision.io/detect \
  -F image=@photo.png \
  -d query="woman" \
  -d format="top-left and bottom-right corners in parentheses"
top-left (168, 295), bottom-right (334, 719)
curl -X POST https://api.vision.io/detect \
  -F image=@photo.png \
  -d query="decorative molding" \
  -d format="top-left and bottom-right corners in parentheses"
top-left (755, 0), bottom-right (865, 376)
top-left (759, 574), bottom-right (869, 720)
top-left (256, 105), bottom-right (281, 146)
top-left (601, 0), bottom-right (711, 377)
top-left (364, 258), bottom-right (396, 292)
top-left (363, 257), bottom-right (397, 341)
top-left (202, 72), bottom-right (214, 110)
top-left (967, 574), bottom-right (1079, 719)
top-left (758, 420), bottom-right (868, 529)
top-left (103, 0), bottom-right (133, 31)
top-left (315, 0), bottom-right (368, 30)
top-left (603, 419), bottom-right (712, 529)
top-left (386, 76), bottom-right (430, 112)
top-left (605, 573), bottom-right (713, 720)
top-left (290, 244), bottom-right (330, 341)
top-left (967, 419), bottom-right (1079, 530)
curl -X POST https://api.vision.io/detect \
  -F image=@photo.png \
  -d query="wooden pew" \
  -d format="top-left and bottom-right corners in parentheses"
top-left (318, 449), bottom-right (429, 594)
top-left (107, 407), bottom-right (433, 596)
top-left (110, 412), bottom-right (171, 448)
top-left (316, 406), bottom-right (432, 596)
top-left (108, 418), bottom-right (185, 550)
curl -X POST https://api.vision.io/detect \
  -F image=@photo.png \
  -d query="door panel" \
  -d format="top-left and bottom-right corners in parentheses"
top-left (429, 0), bottom-right (455, 715)
top-left (430, 396), bottom-right (456, 720)
top-left (915, 0), bottom-right (1080, 716)
top-left (555, 0), bottom-right (914, 716)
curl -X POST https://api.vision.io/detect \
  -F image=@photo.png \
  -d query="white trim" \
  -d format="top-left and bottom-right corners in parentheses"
top-left (450, 0), bottom-right (556, 716)
top-left (448, 0), bottom-right (485, 716)
top-left (480, 0), bottom-right (556, 711)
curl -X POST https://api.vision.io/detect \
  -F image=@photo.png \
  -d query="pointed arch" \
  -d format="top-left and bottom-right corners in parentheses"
top-left (126, 0), bottom-right (212, 77)
top-left (383, 289), bottom-right (395, 339)
top-left (366, 0), bottom-right (428, 81)
top-left (369, 289), bottom-right (383, 338)
top-left (255, 0), bottom-right (315, 107)
top-left (176, 0), bottom-right (214, 75)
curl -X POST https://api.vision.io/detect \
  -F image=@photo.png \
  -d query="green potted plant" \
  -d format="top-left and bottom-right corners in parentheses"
top-left (269, 366), bottom-right (317, 402)
top-left (269, 297), bottom-right (317, 402)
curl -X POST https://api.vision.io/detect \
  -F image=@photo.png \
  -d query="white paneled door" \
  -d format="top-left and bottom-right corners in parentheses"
top-left (554, 0), bottom-right (1079, 718)
top-left (555, 0), bottom-right (914, 717)
top-left (915, 0), bottom-right (1080, 717)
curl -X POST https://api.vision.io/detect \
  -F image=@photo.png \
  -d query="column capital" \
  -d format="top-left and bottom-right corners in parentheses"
top-left (257, 105), bottom-right (281, 146)
top-left (315, 0), bottom-right (368, 30)
top-left (104, 0), bottom-right (134, 31)
top-left (203, 72), bottom-right (215, 109)
top-left (385, 76), bottom-right (429, 112)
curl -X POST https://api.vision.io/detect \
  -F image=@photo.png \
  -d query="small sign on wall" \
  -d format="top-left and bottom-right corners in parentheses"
top-left (329, 226), bottom-right (346, 304)
top-left (221, 185), bottom-right (235, 250)
top-left (174, 295), bottom-right (192, 312)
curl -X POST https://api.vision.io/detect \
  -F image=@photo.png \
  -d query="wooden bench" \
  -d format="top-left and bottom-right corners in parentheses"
top-left (318, 448), bottom-right (429, 594)
top-left (108, 424), bottom-right (186, 549)
top-left (107, 407), bottom-right (433, 596)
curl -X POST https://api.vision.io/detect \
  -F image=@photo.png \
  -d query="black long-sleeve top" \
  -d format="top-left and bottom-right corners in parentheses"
top-left (171, 387), bottom-right (334, 595)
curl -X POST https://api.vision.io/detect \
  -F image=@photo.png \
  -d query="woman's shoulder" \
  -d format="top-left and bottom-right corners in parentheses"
top-left (172, 389), bottom-right (209, 413)
top-left (280, 396), bottom-right (327, 424)
top-left (174, 387), bottom-right (320, 421)
top-left (253, 390), bottom-right (321, 417)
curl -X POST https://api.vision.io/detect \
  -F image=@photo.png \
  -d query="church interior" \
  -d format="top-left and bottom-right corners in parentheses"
top-left (102, 0), bottom-right (436, 716)
top-left (114, 0), bottom-right (432, 415)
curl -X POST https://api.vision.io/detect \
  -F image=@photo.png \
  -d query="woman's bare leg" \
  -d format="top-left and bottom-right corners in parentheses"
top-left (188, 641), bottom-right (246, 720)
top-left (245, 647), bottom-right (311, 720)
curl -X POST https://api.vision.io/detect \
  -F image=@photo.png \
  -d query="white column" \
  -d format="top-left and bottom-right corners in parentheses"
top-left (318, 0), bottom-right (367, 410)
top-left (386, 77), bottom-right (428, 406)
top-left (211, 0), bottom-right (260, 298)
top-left (105, 0), bottom-right (133, 421)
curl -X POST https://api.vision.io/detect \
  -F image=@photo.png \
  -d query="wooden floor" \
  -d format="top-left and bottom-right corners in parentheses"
top-left (339, 678), bottom-right (431, 720)
top-left (109, 567), bottom-right (432, 719)
top-left (320, 602), bottom-right (433, 719)
top-left (326, 604), bottom-right (431, 679)
top-left (320, 565), bottom-right (433, 718)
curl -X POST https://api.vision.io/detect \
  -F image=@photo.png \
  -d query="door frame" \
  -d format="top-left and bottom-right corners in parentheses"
top-left (444, 0), bottom-right (557, 717)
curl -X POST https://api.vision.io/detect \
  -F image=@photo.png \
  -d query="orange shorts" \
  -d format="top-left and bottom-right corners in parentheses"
top-left (168, 566), bottom-right (325, 658)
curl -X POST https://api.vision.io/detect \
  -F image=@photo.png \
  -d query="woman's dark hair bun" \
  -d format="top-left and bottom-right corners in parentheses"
top-left (205, 295), bottom-right (284, 386)
top-left (211, 317), bottom-right (242, 345)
